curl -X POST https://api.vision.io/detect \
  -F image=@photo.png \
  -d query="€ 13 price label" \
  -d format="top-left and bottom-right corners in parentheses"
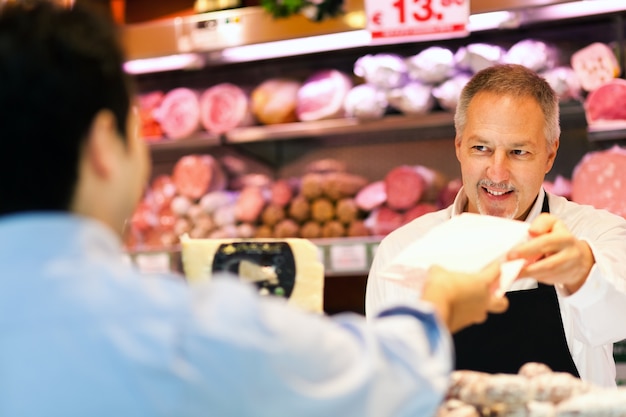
top-left (365, 0), bottom-right (470, 41)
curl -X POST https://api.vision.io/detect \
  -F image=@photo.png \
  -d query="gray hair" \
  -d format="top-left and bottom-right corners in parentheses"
top-left (454, 64), bottom-right (560, 147)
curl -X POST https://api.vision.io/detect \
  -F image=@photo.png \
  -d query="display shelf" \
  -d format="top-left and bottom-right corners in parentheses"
top-left (147, 132), bottom-right (222, 151)
top-left (146, 101), bottom-right (587, 150)
top-left (126, 235), bottom-right (383, 277)
top-left (587, 122), bottom-right (626, 142)
top-left (225, 113), bottom-right (456, 143)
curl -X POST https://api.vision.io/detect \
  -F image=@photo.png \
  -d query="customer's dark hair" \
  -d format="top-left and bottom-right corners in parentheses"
top-left (0, 0), bottom-right (134, 214)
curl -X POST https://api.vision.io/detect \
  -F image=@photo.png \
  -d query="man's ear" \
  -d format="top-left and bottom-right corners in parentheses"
top-left (84, 109), bottom-right (119, 179)
top-left (545, 137), bottom-right (560, 174)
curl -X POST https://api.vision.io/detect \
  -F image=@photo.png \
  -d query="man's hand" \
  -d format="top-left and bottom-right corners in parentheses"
top-left (421, 262), bottom-right (509, 334)
top-left (507, 213), bottom-right (594, 294)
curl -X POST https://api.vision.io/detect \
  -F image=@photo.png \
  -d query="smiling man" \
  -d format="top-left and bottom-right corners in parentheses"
top-left (366, 64), bottom-right (626, 388)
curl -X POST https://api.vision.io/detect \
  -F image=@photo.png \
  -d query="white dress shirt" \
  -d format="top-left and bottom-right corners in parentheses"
top-left (366, 189), bottom-right (626, 388)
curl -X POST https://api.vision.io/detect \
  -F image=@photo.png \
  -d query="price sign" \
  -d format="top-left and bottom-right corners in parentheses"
top-left (329, 244), bottom-right (368, 273)
top-left (134, 252), bottom-right (172, 274)
top-left (365, 0), bottom-right (469, 41)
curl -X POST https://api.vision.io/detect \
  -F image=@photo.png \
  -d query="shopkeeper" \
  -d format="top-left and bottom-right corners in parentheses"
top-left (366, 63), bottom-right (626, 388)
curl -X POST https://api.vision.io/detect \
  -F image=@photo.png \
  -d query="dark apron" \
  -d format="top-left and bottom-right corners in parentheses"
top-left (452, 196), bottom-right (579, 376)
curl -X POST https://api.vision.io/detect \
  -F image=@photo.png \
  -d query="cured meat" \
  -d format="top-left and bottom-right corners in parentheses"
top-left (403, 202), bottom-right (437, 224)
top-left (432, 73), bottom-right (471, 112)
top-left (172, 154), bottom-right (225, 200)
top-left (438, 178), bottom-right (463, 209)
top-left (199, 83), bottom-right (253, 134)
top-left (413, 165), bottom-right (448, 202)
top-left (137, 91), bottom-right (164, 140)
top-left (148, 175), bottom-right (177, 210)
top-left (251, 78), bottom-right (301, 125)
top-left (364, 206), bottom-right (404, 236)
top-left (321, 172), bottom-right (368, 201)
top-left (235, 186), bottom-right (267, 223)
top-left (571, 42), bottom-right (620, 92)
top-left (541, 66), bottom-right (582, 102)
top-left (270, 179), bottom-right (294, 208)
top-left (274, 219), bottom-right (299, 238)
top-left (156, 87), bottom-right (201, 140)
top-left (571, 145), bottom-right (626, 218)
top-left (583, 78), bottom-right (626, 125)
top-left (386, 81), bottom-right (435, 116)
top-left (343, 84), bottom-right (388, 120)
top-left (385, 165), bottom-right (426, 211)
top-left (335, 198), bottom-right (359, 224)
top-left (406, 46), bottom-right (455, 84)
top-left (543, 175), bottom-right (572, 199)
top-left (296, 69), bottom-right (352, 122)
top-left (454, 43), bottom-right (506, 74)
top-left (353, 53), bottom-right (408, 89)
top-left (503, 39), bottom-right (558, 73)
top-left (355, 180), bottom-right (387, 211)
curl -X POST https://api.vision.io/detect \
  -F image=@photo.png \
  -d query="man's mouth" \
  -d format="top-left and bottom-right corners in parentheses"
top-left (484, 188), bottom-right (512, 196)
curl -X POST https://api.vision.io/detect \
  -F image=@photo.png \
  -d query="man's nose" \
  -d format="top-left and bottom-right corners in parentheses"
top-left (486, 152), bottom-right (510, 183)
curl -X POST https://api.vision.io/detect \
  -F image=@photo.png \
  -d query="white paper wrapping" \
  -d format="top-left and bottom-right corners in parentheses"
top-left (383, 213), bottom-right (530, 293)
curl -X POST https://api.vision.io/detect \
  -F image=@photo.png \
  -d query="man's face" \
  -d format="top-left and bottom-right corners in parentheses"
top-left (455, 92), bottom-right (558, 220)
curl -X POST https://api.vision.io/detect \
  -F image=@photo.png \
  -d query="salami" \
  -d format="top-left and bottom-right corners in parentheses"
top-left (156, 87), bottom-right (201, 140)
top-left (235, 186), bottom-right (267, 223)
top-left (365, 206), bottom-right (404, 236)
top-left (355, 180), bottom-right (387, 211)
top-left (403, 202), bottom-right (437, 224)
top-left (199, 83), bottom-right (253, 134)
top-left (172, 154), bottom-right (224, 200)
top-left (385, 165), bottom-right (426, 211)
top-left (571, 145), bottom-right (626, 218)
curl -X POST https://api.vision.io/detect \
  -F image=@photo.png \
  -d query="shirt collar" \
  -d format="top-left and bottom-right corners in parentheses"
top-left (451, 186), bottom-right (546, 224)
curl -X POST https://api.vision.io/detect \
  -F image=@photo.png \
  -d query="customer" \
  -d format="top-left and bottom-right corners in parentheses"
top-left (366, 63), bottom-right (626, 388)
top-left (0, 2), bottom-right (508, 416)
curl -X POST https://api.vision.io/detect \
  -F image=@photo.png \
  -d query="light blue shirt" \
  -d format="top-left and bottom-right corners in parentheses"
top-left (0, 213), bottom-right (453, 417)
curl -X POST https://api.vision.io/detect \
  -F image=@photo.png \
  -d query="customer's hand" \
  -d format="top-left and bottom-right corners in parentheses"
top-left (421, 262), bottom-right (509, 333)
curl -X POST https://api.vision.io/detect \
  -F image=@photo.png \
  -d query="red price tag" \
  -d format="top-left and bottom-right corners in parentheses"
top-left (365, 0), bottom-right (469, 41)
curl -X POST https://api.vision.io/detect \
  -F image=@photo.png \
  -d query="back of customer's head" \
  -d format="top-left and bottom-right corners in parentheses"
top-left (0, 0), bottom-right (133, 216)
top-left (454, 63), bottom-right (561, 147)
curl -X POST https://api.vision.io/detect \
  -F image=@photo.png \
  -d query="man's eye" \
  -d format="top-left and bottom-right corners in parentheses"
top-left (512, 149), bottom-right (528, 156)
top-left (473, 145), bottom-right (488, 152)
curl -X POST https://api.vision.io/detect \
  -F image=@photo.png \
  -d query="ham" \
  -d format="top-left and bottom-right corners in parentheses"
top-left (571, 42), bottom-right (620, 92)
top-left (172, 154), bottom-right (225, 200)
top-left (199, 83), bottom-right (254, 134)
top-left (156, 87), bottom-right (201, 140)
top-left (584, 78), bottom-right (626, 125)
top-left (296, 69), bottom-right (352, 122)
top-left (571, 145), bottom-right (626, 218)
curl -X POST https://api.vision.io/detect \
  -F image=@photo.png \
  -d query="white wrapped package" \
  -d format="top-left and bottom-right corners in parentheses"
top-left (383, 213), bottom-right (529, 293)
